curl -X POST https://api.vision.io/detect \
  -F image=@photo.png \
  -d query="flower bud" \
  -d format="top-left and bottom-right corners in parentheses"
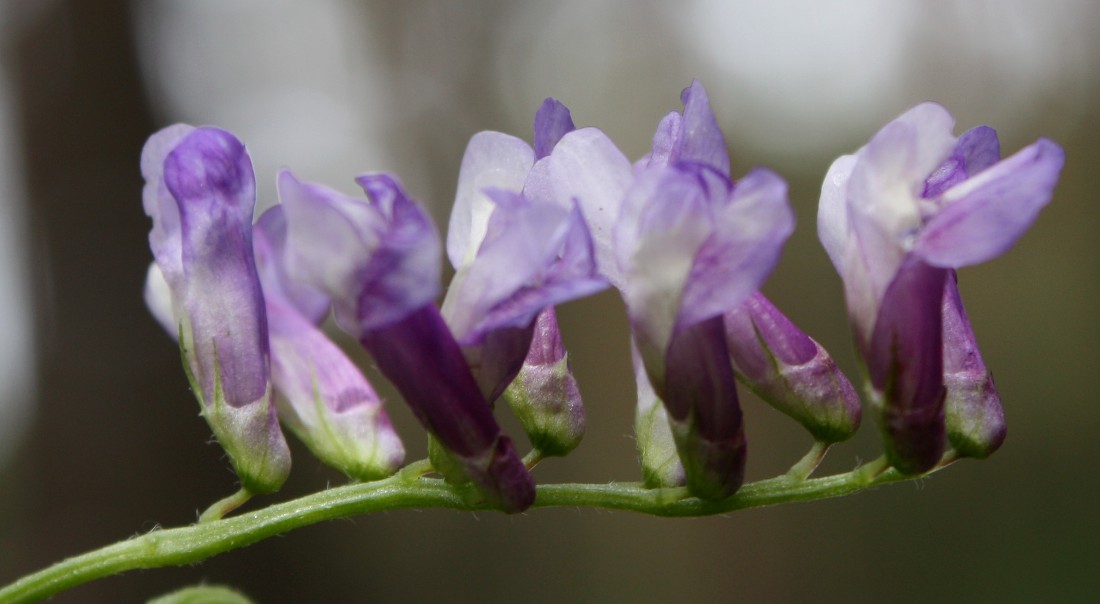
top-left (724, 292), bottom-right (861, 443)
top-left (942, 273), bottom-right (1005, 458)
top-left (502, 308), bottom-right (586, 457)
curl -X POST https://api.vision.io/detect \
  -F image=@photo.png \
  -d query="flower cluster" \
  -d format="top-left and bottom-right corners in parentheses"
top-left (142, 82), bottom-right (1063, 512)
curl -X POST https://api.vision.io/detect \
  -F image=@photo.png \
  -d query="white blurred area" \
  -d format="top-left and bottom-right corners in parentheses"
top-left (130, 0), bottom-right (1100, 198)
top-left (131, 0), bottom-right (395, 207)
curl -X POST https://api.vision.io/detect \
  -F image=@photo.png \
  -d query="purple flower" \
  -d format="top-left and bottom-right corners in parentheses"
top-left (538, 81), bottom-right (794, 498)
top-left (142, 125), bottom-right (290, 494)
top-left (724, 293), bottom-right (861, 443)
top-left (818, 103), bottom-right (1063, 472)
top-left (279, 170), bottom-right (535, 512)
top-left (442, 101), bottom-right (606, 402)
top-left (253, 207), bottom-right (405, 481)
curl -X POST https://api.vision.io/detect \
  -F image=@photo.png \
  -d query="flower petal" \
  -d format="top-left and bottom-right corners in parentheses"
top-left (280, 170), bottom-right (441, 335)
top-left (817, 154), bottom-right (858, 274)
top-left (533, 98), bottom-right (575, 160)
top-left (616, 167), bottom-right (713, 352)
top-left (915, 138), bottom-right (1065, 267)
top-left (676, 79), bottom-right (730, 175)
top-left (922, 125), bottom-right (1001, 199)
top-left (867, 256), bottom-right (948, 474)
top-left (267, 299), bottom-right (404, 480)
top-left (253, 206), bottom-right (331, 324)
top-left (448, 131), bottom-right (535, 268)
top-left (545, 127), bottom-right (635, 286)
top-left (941, 273), bottom-right (1005, 458)
top-left (678, 167), bottom-right (794, 330)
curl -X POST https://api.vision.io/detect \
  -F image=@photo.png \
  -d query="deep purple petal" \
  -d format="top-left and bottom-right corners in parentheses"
top-left (448, 131), bottom-right (535, 268)
top-left (661, 316), bottom-right (746, 500)
top-left (923, 125), bottom-right (1001, 199)
top-left (533, 98), bottom-right (576, 160)
top-left (867, 256), bottom-right (948, 474)
top-left (915, 139), bottom-right (1064, 268)
top-left (360, 305), bottom-right (535, 512)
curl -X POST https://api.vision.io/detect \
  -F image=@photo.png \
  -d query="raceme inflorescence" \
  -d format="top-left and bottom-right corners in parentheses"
top-left (0, 80), bottom-right (1064, 604)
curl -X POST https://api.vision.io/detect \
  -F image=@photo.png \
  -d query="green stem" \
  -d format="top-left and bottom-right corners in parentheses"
top-left (0, 459), bottom-right (940, 604)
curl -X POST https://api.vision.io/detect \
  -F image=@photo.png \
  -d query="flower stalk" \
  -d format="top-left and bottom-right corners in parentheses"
top-left (0, 457), bottom-right (952, 604)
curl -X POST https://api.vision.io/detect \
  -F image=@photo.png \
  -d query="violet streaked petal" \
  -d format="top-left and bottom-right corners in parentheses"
top-left (923, 126), bottom-right (1001, 199)
top-left (632, 339), bottom-right (685, 488)
top-left (502, 308), bottom-right (586, 457)
top-left (533, 98), bottom-right (575, 160)
top-left (545, 127), bottom-right (635, 286)
top-left (678, 167), bottom-right (794, 331)
top-left (279, 170), bottom-right (441, 335)
top-left (448, 131), bottom-right (535, 268)
top-left (143, 126), bottom-right (290, 494)
top-left (867, 256), bottom-right (948, 474)
top-left (915, 139), bottom-right (1065, 268)
top-left (360, 305), bottom-right (535, 512)
top-left (164, 128), bottom-right (268, 410)
top-left (725, 293), bottom-right (861, 443)
top-left (676, 80), bottom-right (730, 176)
top-left (266, 299), bottom-right (404, 480)
top-left (661, 315), bottom-right (746, 500)
top-left (941, 273), bottom-right (1005, 458)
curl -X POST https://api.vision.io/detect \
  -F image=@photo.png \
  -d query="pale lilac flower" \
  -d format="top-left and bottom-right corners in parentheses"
top-left (253, 207), bottom-right (405, 481)
top-left (539, 81), bottom-right (794, 498)
top-left (443, 100), bottom-right (606, 402)
top-left (142, 125), bottom-right (290, 494)
top-left (279, 170), bottom-right (535, 512)
top-left (818, 104), bottom-right (1063, 472)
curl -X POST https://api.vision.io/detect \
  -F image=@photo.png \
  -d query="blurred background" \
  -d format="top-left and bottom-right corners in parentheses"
top-left (1, 1), bottom-right (1097, 602)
